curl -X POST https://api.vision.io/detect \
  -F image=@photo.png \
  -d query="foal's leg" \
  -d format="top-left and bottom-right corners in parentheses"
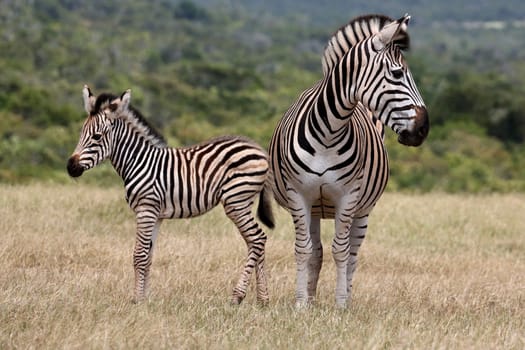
top-left (133, 209), bottom-right (162, 302)
top-left (223, 199), bottom-right (268, 305)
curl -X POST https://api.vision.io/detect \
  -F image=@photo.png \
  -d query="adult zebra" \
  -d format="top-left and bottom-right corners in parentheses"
top-left (268, 14), bottom-right (429, 308)
top-left (67, 86), bottom-right (274, 305)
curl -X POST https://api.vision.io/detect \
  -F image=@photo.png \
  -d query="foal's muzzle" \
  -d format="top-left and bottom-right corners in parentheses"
top-left (67, 154), bottom-right (85, 177)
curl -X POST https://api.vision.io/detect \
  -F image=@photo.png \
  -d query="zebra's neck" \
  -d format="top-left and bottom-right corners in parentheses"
top-left (308, 50), bottom-right (364, 145)
top-left (108, 119), bottom-right (164, 182)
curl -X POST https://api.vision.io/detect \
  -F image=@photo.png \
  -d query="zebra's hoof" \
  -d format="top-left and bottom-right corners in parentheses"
top-left (294, 300), bottom-right (311, 311)
top-left (335, 301), bottom-right (348, 309)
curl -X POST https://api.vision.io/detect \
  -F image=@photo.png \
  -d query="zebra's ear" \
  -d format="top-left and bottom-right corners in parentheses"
top-left (372, 14), bottom-right (410, 51)
top-left (82, 85), bottom-right (96, 114)
top-left (108, 89), bottom-right (131, 116)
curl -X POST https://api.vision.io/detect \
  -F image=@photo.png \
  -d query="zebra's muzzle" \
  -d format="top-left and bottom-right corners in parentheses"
top-left (67, 155), bottom-right (85, 177)
top-left (397, 106), bottom-right (429, 147)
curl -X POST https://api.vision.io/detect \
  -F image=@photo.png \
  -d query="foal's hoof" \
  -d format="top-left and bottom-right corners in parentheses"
top-left (132, 294), bottom-right (147, 304)
top-left (230, 295), bottom-right (245, 305)
top-left (257, 298), bottom-right (270, 307)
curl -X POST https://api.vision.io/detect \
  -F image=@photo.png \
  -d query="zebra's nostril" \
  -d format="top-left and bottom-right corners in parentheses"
top-left (418, 124), bottom-right (428, 137)
top-left (417, 109), bottom-right (430, 138)
top-left (398, 119), bottom-right (428, 147)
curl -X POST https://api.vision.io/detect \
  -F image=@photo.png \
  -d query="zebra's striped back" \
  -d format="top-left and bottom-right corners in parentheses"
top-left (68, 86), bottom-right (274, 304)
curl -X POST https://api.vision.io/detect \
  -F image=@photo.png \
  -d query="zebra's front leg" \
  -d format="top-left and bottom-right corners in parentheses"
top-left (133, 210), bottom-right (162, 302)
top-left (224, 202), bottom-right (268, 305)
top-left (332, 214), bottom-right (353, 308)
top-left (346, 215), bottom-right (369, 303)
top-left (292, 207), bottom-right (313, 309)
top-left (306, 217), bottom-right (322, 304)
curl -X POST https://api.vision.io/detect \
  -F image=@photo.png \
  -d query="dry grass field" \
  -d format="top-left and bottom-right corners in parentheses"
top-left (1, 183), bottom-right (524, 349)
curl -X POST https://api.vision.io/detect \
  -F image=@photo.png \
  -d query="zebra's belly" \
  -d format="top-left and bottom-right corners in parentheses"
top-left (305, 183), bottom-right (381, 219)
top-left (287, 165), bottom-right (383, 219)
top-left (160, 197), bottom-right (219, 219)
top-left (295, 173), bottom-right (362, 219)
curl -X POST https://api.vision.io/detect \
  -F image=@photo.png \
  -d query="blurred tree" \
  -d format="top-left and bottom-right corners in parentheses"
top-left (174, 1), bottom-right (210, 21)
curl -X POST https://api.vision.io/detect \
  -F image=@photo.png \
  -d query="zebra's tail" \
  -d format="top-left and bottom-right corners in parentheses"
top-left (257, 180), bottom-right (275, 229)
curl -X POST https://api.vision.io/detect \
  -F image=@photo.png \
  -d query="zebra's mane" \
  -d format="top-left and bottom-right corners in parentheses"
top-left (321, 14), bottom-right (410, 76)
top-left (92, 93), bottom-right (167, 148)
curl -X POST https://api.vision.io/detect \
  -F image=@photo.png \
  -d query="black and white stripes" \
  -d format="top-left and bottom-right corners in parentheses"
top-left (268, 14), bottom-right (429, 308)
top-left (68, 86), bottom-right (274, 304)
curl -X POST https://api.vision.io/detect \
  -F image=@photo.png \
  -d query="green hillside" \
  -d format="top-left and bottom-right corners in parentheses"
top-left (195, 0), bottom-right (525, 23)
top-left (0, 0), bottom-right (524, 191)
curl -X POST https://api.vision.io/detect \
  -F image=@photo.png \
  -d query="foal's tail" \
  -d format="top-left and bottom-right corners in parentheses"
top-left (257, 176), bottom-right (275, 229)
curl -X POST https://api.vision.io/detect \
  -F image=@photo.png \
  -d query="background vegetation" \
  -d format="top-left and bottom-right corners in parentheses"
top-left (1, 0), bottom-right (525, 191)
top-left (1, 184), bottom-right (523, 348)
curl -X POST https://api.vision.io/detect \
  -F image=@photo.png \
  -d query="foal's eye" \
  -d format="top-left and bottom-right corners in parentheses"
top-left (392, 68), bottom-right (404, 79)
top-left (92, 133), bottom-right (102, 141)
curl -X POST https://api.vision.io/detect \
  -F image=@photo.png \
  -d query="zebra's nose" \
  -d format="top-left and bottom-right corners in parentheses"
top-left (398, 106), bottom-right (429, 147)
top-left (67, 154), bottom-right (84, 177)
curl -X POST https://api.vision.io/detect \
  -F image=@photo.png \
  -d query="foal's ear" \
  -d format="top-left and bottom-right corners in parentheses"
top-left (372, 14), bottom-right (410, 51)
top-left (82, 85), bottom-right (96, 114)
top-left (108, 89), bottom-right (131, 116)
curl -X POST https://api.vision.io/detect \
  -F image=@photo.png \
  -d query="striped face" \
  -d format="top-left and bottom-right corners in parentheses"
top-left (67, 112), bottom-right (113, 177)
top-left (67, 86), bottom-right (129, 177)
top-left (359, 16), bottom-right (429, 147)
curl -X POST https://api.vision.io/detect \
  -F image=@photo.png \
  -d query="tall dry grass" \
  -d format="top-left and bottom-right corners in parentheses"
top-left (1, 183), bottom-right (524, 349)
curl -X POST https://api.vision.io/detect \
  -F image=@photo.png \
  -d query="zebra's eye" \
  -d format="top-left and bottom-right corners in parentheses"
top-left (392, 68), bottom-right (404, 79)
top-left (92, 133), bottom-right (102, 141)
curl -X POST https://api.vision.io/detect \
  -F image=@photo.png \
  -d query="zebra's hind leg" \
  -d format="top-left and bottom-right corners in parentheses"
top-left (306, 217), bottom-right (322, 304)
top-left (224, 201), bottom-right (268, 305)
top-left (133, 210), bottom-right (162, 302)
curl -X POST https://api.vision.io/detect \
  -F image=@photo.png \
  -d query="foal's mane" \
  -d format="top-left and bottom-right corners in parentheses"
top-left (92, 93), bottom-right (167, 148)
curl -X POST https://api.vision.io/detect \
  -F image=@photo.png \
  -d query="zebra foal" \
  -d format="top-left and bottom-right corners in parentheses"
top-left (67, 86), bottom-right (274, 305)
top-left (268, 14), bottom-right (430, 308)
